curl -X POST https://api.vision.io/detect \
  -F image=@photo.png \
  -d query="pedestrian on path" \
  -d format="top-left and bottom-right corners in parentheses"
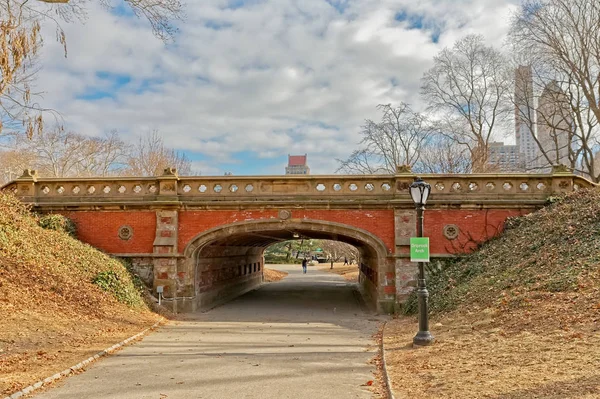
top-left (302, 258), bottom-right (308, 274)
top-left (344, 257), bottom-right (348, 265)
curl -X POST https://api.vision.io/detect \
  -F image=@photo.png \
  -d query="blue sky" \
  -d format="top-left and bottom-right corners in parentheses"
top-left (36, 0), bottom-right (519, 176)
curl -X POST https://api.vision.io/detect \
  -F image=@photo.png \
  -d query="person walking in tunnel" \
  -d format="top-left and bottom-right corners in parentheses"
top-left (302, 258), bottom-right (308, 274)
top-left (344, 257), bottom-right (348, 265)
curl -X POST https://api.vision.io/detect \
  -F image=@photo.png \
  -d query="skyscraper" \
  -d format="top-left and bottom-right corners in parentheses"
top-left (536, 81), bottom-right (571, 170)
top-left (514, 65), bottom-right (538, 170)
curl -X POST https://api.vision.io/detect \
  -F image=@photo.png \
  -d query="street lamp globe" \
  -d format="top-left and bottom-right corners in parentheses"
top-left (409, 177), bottom-right (431, 206)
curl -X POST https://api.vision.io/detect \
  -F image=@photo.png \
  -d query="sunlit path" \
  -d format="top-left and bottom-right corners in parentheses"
top-left (34, 265), bottom-right (384, 399)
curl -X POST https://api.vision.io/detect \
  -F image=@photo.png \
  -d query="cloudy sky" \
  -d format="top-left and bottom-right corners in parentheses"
top-left (35, 0), bottom-right (519, 175)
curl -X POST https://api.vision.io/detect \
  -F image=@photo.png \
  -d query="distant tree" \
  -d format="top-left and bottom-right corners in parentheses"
top-left (337, 103), bottom-right (431, 174)
top-left (124, 130), bottom-right (192, 176)
top-left (421, 35), bottom-right (513, 172)
top-left (2, 127), bottom-right (129, 178)
top-left (318, 240), bottom-right (359, 263)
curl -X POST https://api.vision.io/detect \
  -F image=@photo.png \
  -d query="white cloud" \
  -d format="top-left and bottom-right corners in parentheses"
top-left (32, 0), bottom-right (519, 175)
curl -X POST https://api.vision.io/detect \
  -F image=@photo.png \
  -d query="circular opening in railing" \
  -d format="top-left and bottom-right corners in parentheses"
top-left (214, 184), bottom-right (222, 193)
top-left (486, 182), bottom-right (496, 191)
top-left (503, 182), bottom-right (512, 191)
top-left (118, 225), bottom-right (133, 240)
top-left (451, 182), bottom-right (462, 191)
top-left (182, 184), bottom-right (191, 193)
top-left (468, 182), bottom-right (478, 191)
top-left (133, 185), bottom-right (142, 194)
top-left (230, 184), bottom-right (238, 193)
top-left (72, 186), bottom-right (81, 194)
top-left (87, 185), bottom-right (96, 194)
top-left (41, 186), bottom-right (50, 195)
top-left (435, 182), bottom-right (445, 191)
top-left (103, 185), bottom-right (111, 194)
top-left (316, 183), bottom-right (326, 192)
top-left (148, 184), bottom-right (157, 193)
top-left (199, 184), bottom-right (207, 193)
top-left (349, 183), bottom-right (358, 191)
top-left (245, 184), bottom-right (254, 192)
top-left (333, 183), bottom-right (342, 191)
top-left (519, 182), bottom-right (529, 191)
top-left (381, 183), bottom-right (391, 191)
top-left (443, 224), bottom-right (460, 240)
top-left (57, 186), bottom-right (65, 194)
top-left (536, 182), bottom-right (546, 191)
top-left (365, 183), bottom-right (374, 191)
top-left (118, 185), bottom-right (127, 194)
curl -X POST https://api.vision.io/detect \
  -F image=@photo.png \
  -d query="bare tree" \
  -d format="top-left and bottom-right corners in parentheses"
top-left (421, 34), bottom-right (513, 172)
top-left (510, 0), bottom-right (600, 180)
top-left (124, 130), bottom-right (192, 176)
top-left (318, 240), bottom-right (359, 263)
top-left (337, 103), bottom-right (431, 174)
top-left (4, 127), bottom-right (129, 177)
top-left (415, 134), bottom-right (472, 173)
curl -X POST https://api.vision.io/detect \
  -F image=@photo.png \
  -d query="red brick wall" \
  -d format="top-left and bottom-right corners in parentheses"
top-left (178, 209), bottom-right (396, 253)
top-left (61, 211), bottom-right (156, 253)
top-left (59, 208), bottom-right (528, 256)
top-left (425, 209), bottom-right (527, 254)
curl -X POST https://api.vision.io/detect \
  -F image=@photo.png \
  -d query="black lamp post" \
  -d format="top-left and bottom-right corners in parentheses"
top-left (409, 177), bottom-right (434, 346)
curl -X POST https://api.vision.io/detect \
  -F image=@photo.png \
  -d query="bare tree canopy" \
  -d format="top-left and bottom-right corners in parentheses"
top-left (510, 0), bottom-right (600, 181)
top-left (0, 128), bottom-right (194, 182)
top-left (0, 0), bottom-right (182, 135)
top-left (337, 103), bottom-right (431, 174)
top-left (124, 130), bottom-right (192, 177)
top-left (421, 34), bottom-right (512, 172)
top-left (1, 127), bottom-right (129, 179)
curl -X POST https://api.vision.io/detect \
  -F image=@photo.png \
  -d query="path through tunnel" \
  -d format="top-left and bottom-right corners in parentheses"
top-left (180, 219), bottom-right (391, 313)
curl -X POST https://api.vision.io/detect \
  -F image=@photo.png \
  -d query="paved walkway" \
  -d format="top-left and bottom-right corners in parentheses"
top-left (35, 264), bottom-right (383, 399)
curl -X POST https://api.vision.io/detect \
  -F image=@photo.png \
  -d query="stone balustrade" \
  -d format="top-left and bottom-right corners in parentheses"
top-left (3, 168), bottom-right (595, 209)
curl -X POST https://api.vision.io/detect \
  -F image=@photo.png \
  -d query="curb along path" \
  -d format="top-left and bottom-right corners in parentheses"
top-left (381, 321), bottom-right (396, 399)
top-left (4, 318), bottom-right (164, 399)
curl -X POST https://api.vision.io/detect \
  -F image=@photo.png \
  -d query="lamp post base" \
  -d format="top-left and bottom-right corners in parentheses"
top-left (413, 331), bottom-right (435, 347)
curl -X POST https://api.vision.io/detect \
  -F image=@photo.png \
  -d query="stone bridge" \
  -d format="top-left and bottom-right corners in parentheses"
top-left (4, 168), bottom-right (593, 313)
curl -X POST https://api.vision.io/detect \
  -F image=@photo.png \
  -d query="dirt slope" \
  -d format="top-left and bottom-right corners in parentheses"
top-left (385, 188), bottom-right (600, 398)
top-left (0, 193), bottom-right (160, 396)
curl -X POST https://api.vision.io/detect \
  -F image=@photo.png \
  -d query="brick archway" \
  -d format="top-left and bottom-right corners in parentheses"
top-left (179, 219), bottom-right (393, 312)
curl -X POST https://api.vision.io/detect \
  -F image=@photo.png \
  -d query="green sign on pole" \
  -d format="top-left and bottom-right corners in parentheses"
top-left (410, 237), bottom-right (430, 262)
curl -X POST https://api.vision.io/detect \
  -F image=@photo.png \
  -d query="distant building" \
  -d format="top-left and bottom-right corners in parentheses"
top-left (488, 142), bottom-right (521, 171)
top-left (536, 81), bottom-right (572, 171)
top-left (285, 154), bottom-right (310, 175)
top-left (514, 65), bottom-right (538, 170)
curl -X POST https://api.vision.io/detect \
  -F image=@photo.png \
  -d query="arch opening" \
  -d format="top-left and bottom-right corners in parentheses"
top-left (180, 219), bottom-right (392, 313)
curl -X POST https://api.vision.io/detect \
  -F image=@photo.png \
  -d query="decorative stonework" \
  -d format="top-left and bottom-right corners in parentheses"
top-left (162, 183), bottom-right (176, 192)
top-left (118, 225), bottom-right (133, 240)
top-left (278, 209), bottom-right (291, 220)
top-left (443, 224), bottom-right (460, 240)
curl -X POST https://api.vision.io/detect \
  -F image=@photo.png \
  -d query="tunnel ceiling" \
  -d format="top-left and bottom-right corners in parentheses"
top-left (207, 229), bottom-right (364, 248)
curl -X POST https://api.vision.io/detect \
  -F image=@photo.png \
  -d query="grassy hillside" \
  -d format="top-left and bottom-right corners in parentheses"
top-left (386, 188), bottom-right (600, 398)
top-left (0, 193), bottom-right (160, 396)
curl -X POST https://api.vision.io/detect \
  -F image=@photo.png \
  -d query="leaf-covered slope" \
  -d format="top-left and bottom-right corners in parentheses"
top-left (0, 193), bottom-right (146, 316)
top-left (0, 192), bottom-right (158, 395)
top-left (407, 188), bottom-right (600, 329)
